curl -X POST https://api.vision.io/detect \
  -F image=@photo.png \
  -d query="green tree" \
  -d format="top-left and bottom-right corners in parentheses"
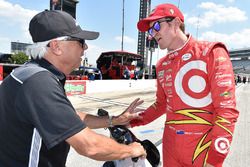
top-left (9, 52), bottom-right (29, 64)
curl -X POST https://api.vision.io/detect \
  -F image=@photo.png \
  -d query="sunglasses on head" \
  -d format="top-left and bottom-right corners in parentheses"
top-left (148, 17), bottom-right (174, 37)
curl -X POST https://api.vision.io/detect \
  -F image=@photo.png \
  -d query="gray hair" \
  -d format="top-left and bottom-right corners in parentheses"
top-left (26, 36), bottom-right (69, 59)
top-left (26, 40), bottom-right (50, 59)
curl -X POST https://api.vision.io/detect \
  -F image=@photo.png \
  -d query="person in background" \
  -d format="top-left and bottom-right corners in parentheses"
top-left (100, 64), bottom-right (109, 79)
top-left (0, 10), bottom-right (146, 167)
top-left (109, 57), bottom-right (121, 79)
top-left (87, 71), bottom-right (95, 80)
top-left (237, 75), bottom-right (241, 83)
top-left (243, 76), bottom-right (247, 84)
top-left (123, 64), bottom-right (131, 79)
top-left (119, 3), bottom-right (239, 167)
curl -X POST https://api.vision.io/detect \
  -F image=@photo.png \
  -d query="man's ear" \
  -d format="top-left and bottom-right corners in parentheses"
top-left (173, 17), bottom-right (182, 32)
top-left (48, 40), bottom-right (62, 55)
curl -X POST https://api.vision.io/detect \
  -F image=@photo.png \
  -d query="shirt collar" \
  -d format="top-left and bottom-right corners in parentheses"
top-left (167, 34), bottom-right (192, 55)
top-left (32, 58), bottom-right (66, 84)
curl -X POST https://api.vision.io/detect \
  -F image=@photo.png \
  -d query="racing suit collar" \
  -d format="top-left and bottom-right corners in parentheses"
top-left (166, 34), bottom-right (192, 58)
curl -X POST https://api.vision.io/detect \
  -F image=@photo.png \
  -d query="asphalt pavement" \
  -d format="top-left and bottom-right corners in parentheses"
top-left (66, 84), bottom-right (249, 167)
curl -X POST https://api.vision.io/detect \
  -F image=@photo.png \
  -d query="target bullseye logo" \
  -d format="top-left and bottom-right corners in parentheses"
top-left (174, 60), bottom-right (212, 107)
top-left (215, 137), bottom-right (230, 154)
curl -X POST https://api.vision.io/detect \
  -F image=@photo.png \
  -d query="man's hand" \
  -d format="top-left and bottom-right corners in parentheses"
top-left (129, 142), bottom-right (147, 159)
top-left (113, 98), bottom-right (144, 126)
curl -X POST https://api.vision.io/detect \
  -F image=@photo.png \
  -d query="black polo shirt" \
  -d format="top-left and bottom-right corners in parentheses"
top-left (0, 59), bottom-right (86, 167)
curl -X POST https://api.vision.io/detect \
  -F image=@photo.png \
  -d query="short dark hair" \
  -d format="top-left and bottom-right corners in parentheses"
top-left (180, 22), bottom-right (185, 33)
top-left (167, 17), bottom-right (185, 33)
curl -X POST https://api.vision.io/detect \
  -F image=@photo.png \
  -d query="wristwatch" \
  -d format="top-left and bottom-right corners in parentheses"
top-left (108, 115), bottom-right (114, 127)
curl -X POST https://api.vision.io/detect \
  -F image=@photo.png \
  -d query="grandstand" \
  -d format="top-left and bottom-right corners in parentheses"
top-left (231, 59), bottom-right (250, 73)
top-left (229, 48), bottom-right (250, 74)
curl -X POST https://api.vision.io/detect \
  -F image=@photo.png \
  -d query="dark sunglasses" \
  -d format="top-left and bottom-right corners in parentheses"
top-left (148, 17), bottom-right (174, 36)
top-left (65, 37), bottom-right (86, 49)
top-left (47, 37), bottom-right (86, 49)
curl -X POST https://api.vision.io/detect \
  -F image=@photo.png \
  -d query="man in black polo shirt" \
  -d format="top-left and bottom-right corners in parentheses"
top-left (0, 10), bottom-right (146, 167)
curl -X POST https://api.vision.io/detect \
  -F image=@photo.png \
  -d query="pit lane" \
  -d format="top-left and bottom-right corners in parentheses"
top-left (66, 84), bottom-right (249, 167)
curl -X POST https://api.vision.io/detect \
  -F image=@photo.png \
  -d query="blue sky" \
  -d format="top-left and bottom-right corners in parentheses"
top-left (0, 0), bottom-right (249, 66)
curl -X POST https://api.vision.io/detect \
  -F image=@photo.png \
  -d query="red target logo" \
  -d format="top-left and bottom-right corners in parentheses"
top-left (215, 137), bottom-right (230, 154)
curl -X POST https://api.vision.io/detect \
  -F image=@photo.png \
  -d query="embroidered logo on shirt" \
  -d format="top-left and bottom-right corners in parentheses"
top-left (182, 53), bottom-right (192, 61)
top-left (215, 137), bottom-right (230, 154)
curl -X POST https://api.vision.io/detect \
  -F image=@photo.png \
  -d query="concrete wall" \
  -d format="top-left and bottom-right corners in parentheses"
top-left (0, 79), bottom-right (157, 95)
top-left (85, 79), bottom-right (156, 94)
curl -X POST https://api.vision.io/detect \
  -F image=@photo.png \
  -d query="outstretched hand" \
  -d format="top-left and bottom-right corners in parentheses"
top-left (113, 98), bottom-right (144, 126)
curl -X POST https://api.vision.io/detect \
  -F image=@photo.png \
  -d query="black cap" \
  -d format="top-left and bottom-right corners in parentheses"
top-left (29, 10), bottom-right (99, 42)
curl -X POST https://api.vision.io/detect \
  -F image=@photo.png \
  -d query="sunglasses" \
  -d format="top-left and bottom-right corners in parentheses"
top-left (65, 37), bottom-right (86, 49)
top-left (148, 17), bottom-right (174, 37)
top-left (47, 36), bottom-right (87, 49)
